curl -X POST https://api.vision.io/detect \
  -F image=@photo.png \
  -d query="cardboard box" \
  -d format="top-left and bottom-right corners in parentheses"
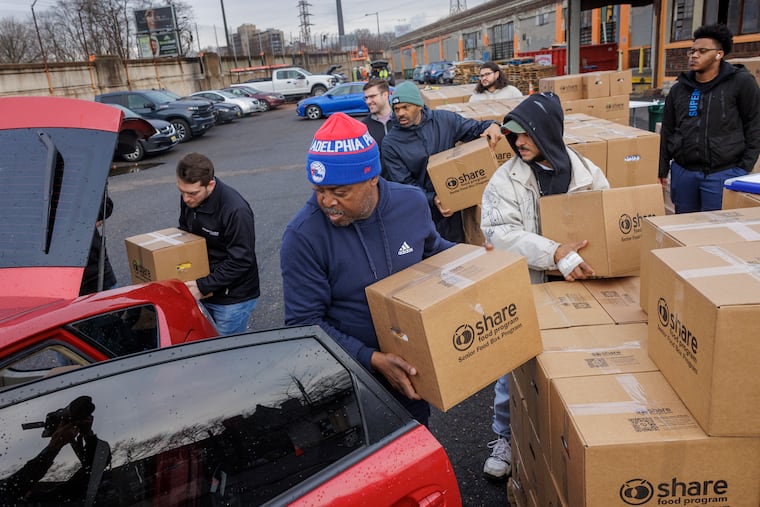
top-left (125, 227), bottom-right (209, 284)
top-left (532, 323), bottom-right (655, 464)
top-left (491, 134), bottom-right (516, 167)
top-left (598, 94), bottom-right (629, 120)
top-left (564, 125), bottom-right (608, 175)
top-left (646, 242), bottom-right (760, 436)
top-left (461, 204), bottom-right (485, 246)
top-left (551, 371), bottom-right (760, 507)
top-left (426, 137), bottom-right (499, 212)
top-left (531, 281), bottom-right (614, 330)
top-left (538, 184), bottom-right (665, 277)
top-left (582, 72), bottom-right (610, 99)
top-left (639, 207), bottom-right (760, 312)
top-left (722, 188), bottom-right (760, 210)
top-left (539, 75), bottom-right (583, 101)
top-left (581, 276), bottom-right (647, 324)
top-left (603, 129), bottom-right (660, 188)
top-left (420, 85), bottom-right (475, 108)
top-left (366, 244), bottom-right (542, 411)
top-left (608, 69), bottom-right (633, 96)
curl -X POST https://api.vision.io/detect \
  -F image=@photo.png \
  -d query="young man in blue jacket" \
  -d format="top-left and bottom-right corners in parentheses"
top-left (659, 23), bottom-right (760, 213)
top-left (177, 153), bottom-right (260, 335)
top-left (381, 81), bottom-right (504, 243)
top-left (280, 113), bottom-right (454, 426)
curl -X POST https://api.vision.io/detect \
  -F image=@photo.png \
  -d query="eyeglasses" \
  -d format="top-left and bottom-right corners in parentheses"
top-left (479, 71), bottom-right (495, 78)
top-left (686, 47), bottom-right (721, 56)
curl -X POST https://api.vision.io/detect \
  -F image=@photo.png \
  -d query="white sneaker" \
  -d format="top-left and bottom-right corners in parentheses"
top-left (483, 437), bottom-right (512, 480)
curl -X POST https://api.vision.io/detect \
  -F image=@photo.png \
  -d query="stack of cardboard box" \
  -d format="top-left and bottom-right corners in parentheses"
top-left (506, 205), bottom-right (760, 506)
top-left (419, 84), bottom-right (477, 108)
top-left (539, 70), bottom-right (633, 125)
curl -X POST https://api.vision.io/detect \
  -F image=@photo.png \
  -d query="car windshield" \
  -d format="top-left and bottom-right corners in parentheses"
top-left (297, 68), bottom-right (313, 76)
top-left (105, 103), bottom-right (140, 119)
top-left (215, 90), bottom-right (237, 98)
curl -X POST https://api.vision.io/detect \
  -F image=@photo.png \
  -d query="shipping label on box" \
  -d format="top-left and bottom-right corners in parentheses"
top-left (539, 75), bottom-right (583, 101)
top-left (427, 137), bottom-right (499, 212)
top-left (125, 227), bottom-right (209, 284)
top-left (531, 281), bottom-right (614, 330)
top-left (582, 72), bottom-right (611, 99)
top-left (639, 207), bottom-right (760, 313)
top-left (581, 276), bottom-right (647, 323)
top-left (366, 244), bottom-right (542, 411)
top-left (646, 241), bottom-right (760, 436)
top-left (539, 184), bottom-right (665, 277)
top-left (550, 371), bottom-right (760, 507)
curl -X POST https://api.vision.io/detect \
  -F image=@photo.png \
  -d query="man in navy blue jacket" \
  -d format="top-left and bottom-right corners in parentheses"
top-left (280, 113), bottom-right (454, 426)
top-left (382, 81), bottom-right (504, 243)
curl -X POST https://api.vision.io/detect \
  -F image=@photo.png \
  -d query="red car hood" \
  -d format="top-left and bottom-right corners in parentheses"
top-left (0, 97), bottom-right (137, 300)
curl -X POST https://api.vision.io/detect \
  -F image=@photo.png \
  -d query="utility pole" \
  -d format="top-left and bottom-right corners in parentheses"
top-left (31, 0), bottom-right (53, 94)
top-left (219, 0), bottom-right (237, 66)
top-left (365, 12), bottom-right (380, 38)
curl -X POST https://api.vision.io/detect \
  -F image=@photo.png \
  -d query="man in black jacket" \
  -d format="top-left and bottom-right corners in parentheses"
top-left (177, 153), bottom-right (260, 335)
top-left (659, 23), bottom-right (760, 213)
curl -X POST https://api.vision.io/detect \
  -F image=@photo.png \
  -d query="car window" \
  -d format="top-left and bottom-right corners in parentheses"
top-left (0, 345), bottom-right (87, 389)
top-left (68, 305), bottom-right (159, 357)
top-left (349, 84), bottom-right (364, 94)
top-left (126, 94), bottom-right (149, 109)
top-left (0, 337), bottom-right (366, 505)
top-left (329, 86), bottom-right (351, 97)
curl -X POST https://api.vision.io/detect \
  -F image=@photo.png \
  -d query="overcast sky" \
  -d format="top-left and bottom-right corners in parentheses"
top-left (2, 0), bottom-right (487, 51)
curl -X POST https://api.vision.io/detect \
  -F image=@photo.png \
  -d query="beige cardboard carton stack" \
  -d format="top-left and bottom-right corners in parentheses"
top-left (563, 116), bottom-right (661, 188)
top-left (366, 244), bottom-right (542, 411)
top-left (124, 227), bottom-right (209, 284)
top-left (539, 70), bottom-right (632, 125)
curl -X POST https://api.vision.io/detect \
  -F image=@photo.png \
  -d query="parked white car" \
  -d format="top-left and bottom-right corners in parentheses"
top-left (189, 90), bottom-right (262, 115)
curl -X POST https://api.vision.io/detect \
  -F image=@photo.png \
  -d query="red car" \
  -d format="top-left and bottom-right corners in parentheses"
top-left (224, 84), bottom-right (286, 110)
top-left (0, 96), bottom-right (218, 387)
top-left (0, 96), bottom-right (461, 507)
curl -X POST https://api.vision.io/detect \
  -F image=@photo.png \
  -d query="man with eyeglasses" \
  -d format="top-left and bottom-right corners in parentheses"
top-left (659, 23), bottom-right (760, 213)
top-left (479, 92), bottom-right (609, 481)
top-left (470, 61), bottom-right (523, 102)
top-left (362, 78), bottom-right (392, 177)
top-left (177, 153), bottom-right (260, 335)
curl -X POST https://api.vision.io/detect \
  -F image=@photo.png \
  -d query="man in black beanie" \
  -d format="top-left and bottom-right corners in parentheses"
top-left (478, 92), bottom-right (610, 480)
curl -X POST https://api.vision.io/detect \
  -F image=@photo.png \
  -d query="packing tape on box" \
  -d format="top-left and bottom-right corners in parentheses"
top-left (382, 247), bottom-right (488, 342)
top-left (677, 245), bottom-right (760, 282)
top-left (138, 231), bottom-right (185, 247)
top-left (542, 341), bottom-right (643, 353)
top-left (658, 216), bottom-right (760, 241)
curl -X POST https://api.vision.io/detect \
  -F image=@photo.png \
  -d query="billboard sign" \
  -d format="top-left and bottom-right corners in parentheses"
top-left (138, 32), bottom-right (179, 58)
top-left (135, 6), bottom-right (175, 34)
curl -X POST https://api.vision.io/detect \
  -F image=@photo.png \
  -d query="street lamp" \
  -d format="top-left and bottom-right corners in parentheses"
top-left (365, 12), bottom-right (379, 38)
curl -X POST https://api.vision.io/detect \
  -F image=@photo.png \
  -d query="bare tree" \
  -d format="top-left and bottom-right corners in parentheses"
top-left (0, 17), bottom-right (38, 63)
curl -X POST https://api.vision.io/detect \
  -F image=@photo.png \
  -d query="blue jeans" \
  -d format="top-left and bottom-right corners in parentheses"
top-left (670, 162), bottom-right (747, 214)
top-left (202, 298), bottom-right (258, 335)
top-left (492, 374), bottom-right (511, 440)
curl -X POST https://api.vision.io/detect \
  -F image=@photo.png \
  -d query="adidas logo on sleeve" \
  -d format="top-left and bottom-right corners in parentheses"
top-left (397, 242), bottom-right (414, 255)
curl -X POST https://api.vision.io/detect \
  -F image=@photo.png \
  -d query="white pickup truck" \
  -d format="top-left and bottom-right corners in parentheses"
top-left (239, 67), bottom-right (337, 99)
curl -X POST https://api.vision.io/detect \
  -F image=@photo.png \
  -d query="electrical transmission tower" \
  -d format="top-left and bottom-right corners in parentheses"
top-left (450, 0), bottom-right (467, 15)
top-left (297, 0), bottom-right (313, 44)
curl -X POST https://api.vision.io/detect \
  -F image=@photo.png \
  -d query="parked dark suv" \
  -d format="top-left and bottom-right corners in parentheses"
top-left (424, 61), bottom-right (454, 84)
top-left (95, 89), bottom-right (215, 143)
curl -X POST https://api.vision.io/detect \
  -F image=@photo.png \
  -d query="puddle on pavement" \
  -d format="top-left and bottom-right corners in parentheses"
top-left (110, 161), bottom-right (162, 176)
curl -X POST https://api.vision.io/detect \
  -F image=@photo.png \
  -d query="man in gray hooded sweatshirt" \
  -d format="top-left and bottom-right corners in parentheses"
top-left (478, 92), bottom-right (609, 480)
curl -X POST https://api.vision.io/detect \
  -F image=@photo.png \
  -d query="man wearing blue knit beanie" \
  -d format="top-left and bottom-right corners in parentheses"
top-left (280, 113), bottom-right (455, 426)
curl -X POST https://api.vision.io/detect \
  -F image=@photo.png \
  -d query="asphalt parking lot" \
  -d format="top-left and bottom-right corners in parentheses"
top-left (107, 102), bottom-right (510, 506)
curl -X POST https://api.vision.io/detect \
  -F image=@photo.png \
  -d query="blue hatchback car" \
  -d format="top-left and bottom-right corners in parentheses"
top-left (296, 82), bottom-right (380, 120)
